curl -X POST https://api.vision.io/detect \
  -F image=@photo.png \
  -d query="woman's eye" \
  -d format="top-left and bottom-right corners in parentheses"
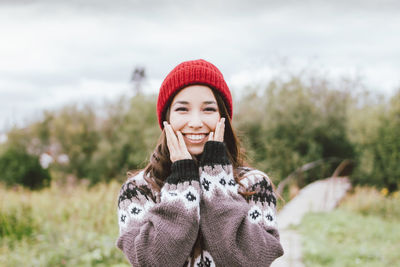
top-left (175, 107), bottom-right (188, 111)
top-left (204, 107), bottom-right (217, 112)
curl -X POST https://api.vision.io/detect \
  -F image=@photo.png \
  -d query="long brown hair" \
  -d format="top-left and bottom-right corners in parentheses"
top-left (136, 87), bottom-right (249, 192)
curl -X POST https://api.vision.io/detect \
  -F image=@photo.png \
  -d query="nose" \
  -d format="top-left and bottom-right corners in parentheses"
top-left (187, 112), bottom-right (203, 128)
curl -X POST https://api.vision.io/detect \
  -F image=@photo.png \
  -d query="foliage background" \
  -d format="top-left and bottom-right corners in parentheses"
top-left (2, 73), bottom-right (398, 191)
top-left (1, 73), bottom-right (399, 266)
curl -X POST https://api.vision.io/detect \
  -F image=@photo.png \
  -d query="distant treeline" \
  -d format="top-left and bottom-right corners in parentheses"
top-left (1, 74), bottom-right (399, 192)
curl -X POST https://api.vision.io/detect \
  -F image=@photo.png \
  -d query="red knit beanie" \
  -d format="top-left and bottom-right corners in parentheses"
top-left (157, 59), bottom-right (232, 129)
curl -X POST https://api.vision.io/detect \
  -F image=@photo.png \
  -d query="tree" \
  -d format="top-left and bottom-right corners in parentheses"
top-left (368, 90), bottom-right (400, 192)
top-left (236, 76), bottom-right (355, 184)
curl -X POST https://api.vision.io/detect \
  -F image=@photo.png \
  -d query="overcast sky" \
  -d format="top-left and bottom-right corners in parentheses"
top-left (1, 0), bottom-right (399, 131)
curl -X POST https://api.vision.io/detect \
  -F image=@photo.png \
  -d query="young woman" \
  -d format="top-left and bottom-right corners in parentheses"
top-left (116, 59), bottom-right (284, 266)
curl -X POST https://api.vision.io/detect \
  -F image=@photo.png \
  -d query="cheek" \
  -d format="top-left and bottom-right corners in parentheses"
top-left (169, 114), bottom-right (185, 131)
top-left (205, 114), bottom-right (221, 131)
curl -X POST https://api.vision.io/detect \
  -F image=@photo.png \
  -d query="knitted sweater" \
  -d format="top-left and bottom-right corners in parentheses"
top-left (116, 141), bottom-right (284, 266)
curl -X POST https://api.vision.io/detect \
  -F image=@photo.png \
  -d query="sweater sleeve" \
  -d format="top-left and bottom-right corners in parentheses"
top-left (116, 159), bottom-right (201, 267)
top-left (199, 141), bottom-right (284, 267)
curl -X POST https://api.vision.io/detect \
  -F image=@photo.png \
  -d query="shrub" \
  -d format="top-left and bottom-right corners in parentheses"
top-left (0, 145), bottom-right (50, 189)
top-left (236, 77), bottom-right (355, 184)
top-left (352, 90), bottom-right (400, 192)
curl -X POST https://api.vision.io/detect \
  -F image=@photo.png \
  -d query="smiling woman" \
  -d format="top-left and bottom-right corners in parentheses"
top-left (116, 59), bottom-right (284, 266)
top-left (168, 85), bottom-right (221, 156)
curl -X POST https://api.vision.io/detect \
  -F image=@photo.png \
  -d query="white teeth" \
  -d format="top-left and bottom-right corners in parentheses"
top-left (186, 134), bottom-right (206, 140)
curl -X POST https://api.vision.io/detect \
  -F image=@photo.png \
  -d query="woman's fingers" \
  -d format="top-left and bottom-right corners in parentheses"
top-left (219, 118), bottom-right (225, 141)
top-left (176, 131), bottom-right (191, 159)
top-left (208, 118), bottom-right (225, 142)
top-left (214, 117), bottom-right (225, 142)
top-left (166, 123), bottom-right (178, 145)
top-left (208, 132), bottom-right (214, 141)
top-left (176, 131), bottom-right (186, 150)
top-left (164, 121), bottom-right (191, 161)
top-left (164, 122), bottom-right (178, 153)
top-left (214, 119), bottom-right (221, 140)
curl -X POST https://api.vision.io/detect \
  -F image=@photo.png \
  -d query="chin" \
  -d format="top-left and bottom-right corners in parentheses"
top-left (188, 146), bottom-right (205, 156)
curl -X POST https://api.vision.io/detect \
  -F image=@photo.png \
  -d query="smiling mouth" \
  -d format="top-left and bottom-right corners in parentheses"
top-left (183, 133), bottom-right (208, 143)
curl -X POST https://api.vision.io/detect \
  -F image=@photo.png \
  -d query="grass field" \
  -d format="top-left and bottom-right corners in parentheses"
top-left (1, 182), bottom-right (399, 266)
top-left (0, 181), bottom-right (129, 267)
top-left (298, 187), bottom-right (400, 267)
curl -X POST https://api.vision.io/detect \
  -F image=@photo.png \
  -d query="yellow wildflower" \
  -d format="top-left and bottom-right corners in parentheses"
top-left (380, 188), bottom-right (388, 196)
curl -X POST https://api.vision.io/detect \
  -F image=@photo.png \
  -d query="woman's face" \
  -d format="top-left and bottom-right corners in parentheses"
top-left (169, 85), bottom-right (221, 156)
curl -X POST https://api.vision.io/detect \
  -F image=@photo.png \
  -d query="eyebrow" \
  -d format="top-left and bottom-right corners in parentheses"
top-left (172, 100), bottom-right (217, 107)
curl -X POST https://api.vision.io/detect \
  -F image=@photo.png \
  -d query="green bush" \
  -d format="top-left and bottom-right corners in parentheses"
top-left (369, 92), bottom-right (400, 192)
top-left (49, 104), bottom-right (101, 182)
top-left (236, 77), bottom-right (355, 184)
top-left (352, 90), bottom-right (400, 192)
top-left (0, 145), bottom-right (50, 189)
top-left (88, 94), bottom-right (159, 183)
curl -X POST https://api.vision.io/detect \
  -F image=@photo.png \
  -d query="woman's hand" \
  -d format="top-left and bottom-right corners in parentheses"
top-left (164, 121), bottom-right (192, 162)
top-left (208, 117), bottom-right (225, 142)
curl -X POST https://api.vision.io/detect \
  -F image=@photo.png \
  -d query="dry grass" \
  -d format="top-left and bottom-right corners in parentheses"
top-left (0, 181), bottom-right (129, 266)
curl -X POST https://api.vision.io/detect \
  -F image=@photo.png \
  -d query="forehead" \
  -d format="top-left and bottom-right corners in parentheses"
top-left (172, 85), bottom-right (216, 103)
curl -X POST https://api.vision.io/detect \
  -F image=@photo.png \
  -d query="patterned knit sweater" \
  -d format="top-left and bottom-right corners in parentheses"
top-left (116, 141), bottom-right (284, 266)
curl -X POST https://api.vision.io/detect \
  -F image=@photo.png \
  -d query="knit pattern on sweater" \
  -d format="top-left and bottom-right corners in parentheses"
top-left (116, 141), bottom-right (283, 267)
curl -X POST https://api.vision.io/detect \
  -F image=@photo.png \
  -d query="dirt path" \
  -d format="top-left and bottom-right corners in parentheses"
top-left (271, 177), bottom-right (351, 267)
